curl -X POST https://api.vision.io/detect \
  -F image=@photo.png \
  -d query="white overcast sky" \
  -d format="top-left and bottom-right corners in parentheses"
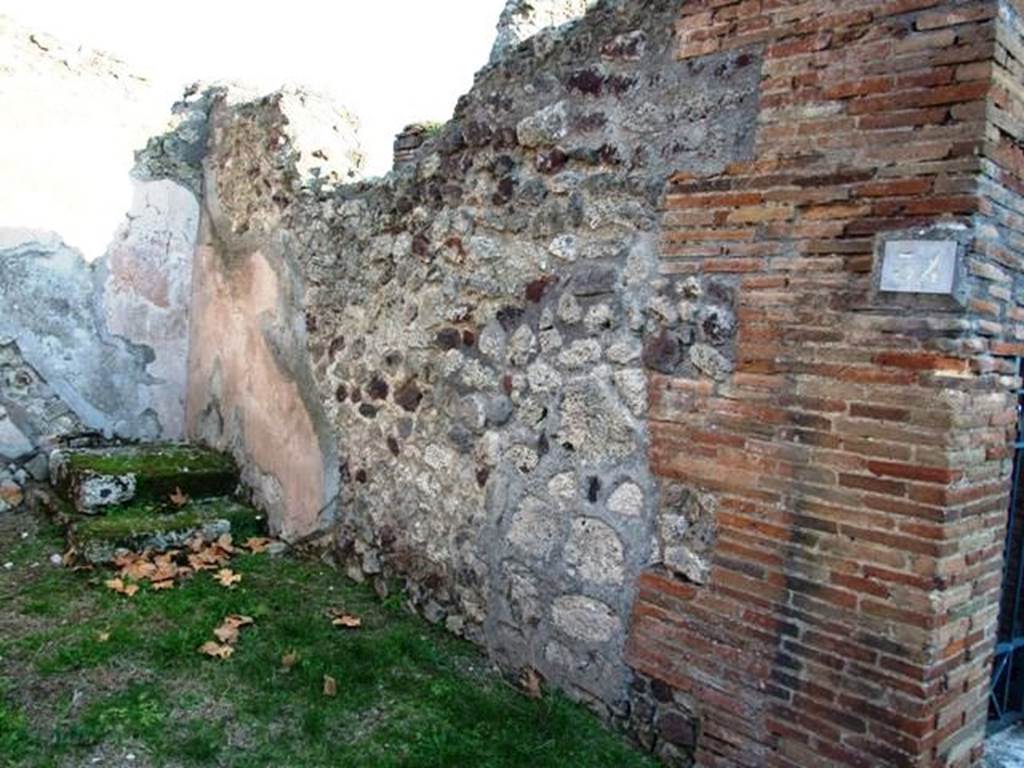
top-left (0, 0), bottom-right (507, 175)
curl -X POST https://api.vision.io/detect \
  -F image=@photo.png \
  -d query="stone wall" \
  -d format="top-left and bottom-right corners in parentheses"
top-left (306, 0), bottom-right (759, 717)
top-left (7, 1), bottom-right (1024, 766)
top-left (173, 1), bottom-right (1024, 765)
top-left (192, 0), bottom-right (760, 720)
top-left (489, 0), bottom-right (595, 63)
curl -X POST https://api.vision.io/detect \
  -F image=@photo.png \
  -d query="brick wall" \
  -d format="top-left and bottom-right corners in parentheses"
top-left (627, 1), bottom-right (1023, 766)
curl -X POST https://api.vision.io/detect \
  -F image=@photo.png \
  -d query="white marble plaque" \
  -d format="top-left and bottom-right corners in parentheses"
top-left (879, 240), bottom-right (957, 295)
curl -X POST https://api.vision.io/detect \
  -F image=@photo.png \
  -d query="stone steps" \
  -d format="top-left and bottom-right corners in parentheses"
top-left (48, 443), bottom-right (264, 563)
top-left (68, 496), bottom-right (263, 564)
top-left (51, 444), bottom-right (238, 513)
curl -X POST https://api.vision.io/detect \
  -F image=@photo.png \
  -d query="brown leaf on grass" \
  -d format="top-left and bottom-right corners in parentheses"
top-left (244, 537), bottom-right (272, 554)
top-left (187, 553), bottom-right (213, 572)
top-left (150, 563), bottom-right (178, 582)
top-left (188, 544), bottom-right (229, 571)
top-left (521, 667), bottom-right (543, 700)
top-left (215, 569), bottom-right (242, 588)
top-left (215, 534), bottom-right (235, 554)
top-left (104, 578), bottom-right (139, 597)
top-left (323, 675), bottom-right (337, 697)
top-left (61, 547), bottom-right (78, 567)
top-left (214, 623), bottom-right (239, 644)
top-left (199, 641), bottom-right (234, 660)
top-left (150, 579), bottom-right (175, 591)
top-left (146, 553), bottom-right (179, 582)
top-left (212, 614), bottom-right (254, 645)
top-left (281, 651), bottom-right (299, 670)
top-left (97, 631), bottom-right (111, 643)
top-left (119, 557), bottom-right (157, 582)
top-left (153, 551), bottom-right (177, 568)
top-left (169, 486), bottom-right (190, 508)
top-left (331, 613), bottom-right (362, 629)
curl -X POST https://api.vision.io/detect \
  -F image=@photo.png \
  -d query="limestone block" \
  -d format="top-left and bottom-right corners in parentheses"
top-left (689, 343), bottom-right (733, 381)
top-left (552, 595), bottom-right (621, 643)
top-left (507, 496), bottom-right (560, 558)
top-left (564, 517), bottom-right (625, 585)
top-left (607, 481), bottom-right (644, 517)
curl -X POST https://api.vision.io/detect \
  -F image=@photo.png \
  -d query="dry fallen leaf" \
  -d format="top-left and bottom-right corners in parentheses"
top-left (62, 548), bottom-right (78, 567)
top-left (281, 651), bottom-right (299, 670)
top-left (169, 486), bottom-right (190, 508)
top-left (199, 641), bottom-right (234, 660)
top-left (150, 579), bottom-right (175, 591)
top-left (150, 562), bottom-right (178, 582)
top-left (521, 667), bottom-right (543, 700)
top-left (331, 613), bottom-right (362, 629)
top-left (214, 623), bottom-right (239, 644)
top-left (120, 557), bottom-right (157, 582)
top-left (188, 553), bottom-right (213, 572)
top-left (212, 614), bottom-right (254, 645)
top-left (215, 568), bottom-right (242, 588)
top-left (323, 675), bottom-right (337, 697)
top-left (97, 631), bottom-right (111, 643)
top-left (104, 578), bottom-right (139, 597)
top-left (215, 534), bottom-right (235, 554)
top-left (153, 552), bottom-right (178, 571)
top-left (188, 542), bottom-right (230, 571)
top-left (245, 537), bottom-right (272, 554)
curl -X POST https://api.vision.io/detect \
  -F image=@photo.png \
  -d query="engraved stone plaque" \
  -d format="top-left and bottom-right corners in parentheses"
top-left (879, 240), bottom-right (957, 295)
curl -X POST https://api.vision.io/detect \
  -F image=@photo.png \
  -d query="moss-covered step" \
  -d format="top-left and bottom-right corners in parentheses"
top-left (50, 444), bottom-right (238, 513)
top-left (68, 496), bottom-right (264, 564)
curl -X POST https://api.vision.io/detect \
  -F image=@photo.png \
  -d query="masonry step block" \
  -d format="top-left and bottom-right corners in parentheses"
top-left (50, 444), bottom-right (239, 513)
top-left (65, 496), bottom-right (265, 564)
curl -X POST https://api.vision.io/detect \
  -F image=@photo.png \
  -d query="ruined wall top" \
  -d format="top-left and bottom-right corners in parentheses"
top-left (489, 0), bottom-right (597, 63)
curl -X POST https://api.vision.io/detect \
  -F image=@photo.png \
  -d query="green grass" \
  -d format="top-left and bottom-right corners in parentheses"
top-left (0, 515), bottom-right (657, 768)
top-left (0, 687), bottom-right (33, 763)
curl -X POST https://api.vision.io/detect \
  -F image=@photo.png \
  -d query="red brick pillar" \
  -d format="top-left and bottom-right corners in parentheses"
top-left (626, 2), bottom-right (1021, 766)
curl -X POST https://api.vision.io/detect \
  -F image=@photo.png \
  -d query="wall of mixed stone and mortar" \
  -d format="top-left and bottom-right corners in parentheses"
top-left (189, 0), bottom-right (760, 722)
top-left (193, 2), bottom-right (1024, 765)
top-left (10, 1), bottom-right (1024, 765)
top-left (313, 0), bottom-right (759, 718)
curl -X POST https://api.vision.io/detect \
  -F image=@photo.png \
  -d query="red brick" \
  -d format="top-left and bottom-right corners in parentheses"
top-left (629, 6), bottom-right (1010, 768)
top-left (867, 461), bottom-right (962, 484)
top-left (916, 5), bottom-right (997, 30)
top-left (872, 352), bottom-right (970, 372)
